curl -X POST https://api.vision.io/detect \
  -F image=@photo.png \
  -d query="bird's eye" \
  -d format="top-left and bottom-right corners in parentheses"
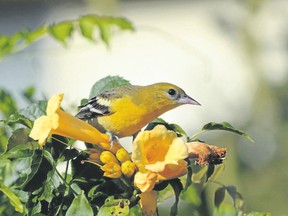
top-left (168, 89), bottom-right (177, 96)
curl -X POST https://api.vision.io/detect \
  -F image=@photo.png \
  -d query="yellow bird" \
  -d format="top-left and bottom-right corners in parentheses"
top-left (76, 83), bottom-right (200, 138)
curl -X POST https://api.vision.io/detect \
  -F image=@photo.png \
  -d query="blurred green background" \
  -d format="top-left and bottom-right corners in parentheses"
top-left (1, 0), bottom-right (287, 215)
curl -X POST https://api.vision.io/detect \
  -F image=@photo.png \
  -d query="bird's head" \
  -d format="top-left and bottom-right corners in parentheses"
top-left (149, 83), bottom-right (201, 107)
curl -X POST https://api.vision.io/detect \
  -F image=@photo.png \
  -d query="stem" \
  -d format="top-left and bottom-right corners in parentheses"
top-left (55, 168), bottom-right (78, 196)
top-left (190, 130), bottom-right (206, 140)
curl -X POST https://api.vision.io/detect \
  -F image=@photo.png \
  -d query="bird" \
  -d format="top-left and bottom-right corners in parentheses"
top-left (76, 82), bottom-right (200, 138)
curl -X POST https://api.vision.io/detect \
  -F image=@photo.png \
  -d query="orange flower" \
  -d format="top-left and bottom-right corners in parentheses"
top-left (132, 125), bottom-right (188, 192)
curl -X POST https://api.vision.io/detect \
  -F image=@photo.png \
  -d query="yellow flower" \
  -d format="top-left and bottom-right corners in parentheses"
top-left (116, 148), bottom-right (131, 163)
top-left (29, 94), bottom-right (122, 152)
top-left (100, 151), bottom-right (119, 165)
top-left (121, 161), bottom-right (136, 178)
top-left (101, 162), bottom-right (122, 178)
top-left (134, 170), bottom-right (158, 192)
top-left (139, 191), bottom-right (158, 216)
top-left (132, 125), bottom-right (188, 192)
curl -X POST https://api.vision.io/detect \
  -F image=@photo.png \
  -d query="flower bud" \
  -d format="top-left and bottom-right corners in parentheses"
top-left (101, 162), bottom-right (122, 178)
top-left (100, 151), bottom-right (119, 164)
top-left (87, 148), bottom-right (102, 163)
top-left (121, 161), bottom-right (136, 178)
top-left (116, 148), bottom-right (131, 163)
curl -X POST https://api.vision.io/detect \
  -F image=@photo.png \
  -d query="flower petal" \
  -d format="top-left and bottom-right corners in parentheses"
top-left (139, 191), bottom-right (158, 216)
top-left (134, 170), bottom-right (157, 192)
top-left (29, 116), bottom-right (52, 146)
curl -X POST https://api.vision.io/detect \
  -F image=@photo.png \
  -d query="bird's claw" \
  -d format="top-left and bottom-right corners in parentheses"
top-left (106, 132), bottom-right (119, 149)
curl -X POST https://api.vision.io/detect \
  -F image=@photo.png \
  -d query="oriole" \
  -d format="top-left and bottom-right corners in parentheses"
top-left (76, 83), bottom-right (200, 138)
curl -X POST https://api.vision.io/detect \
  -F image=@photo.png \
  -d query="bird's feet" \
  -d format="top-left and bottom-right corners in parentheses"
top-left (106, 131), bottom-right (119, 149)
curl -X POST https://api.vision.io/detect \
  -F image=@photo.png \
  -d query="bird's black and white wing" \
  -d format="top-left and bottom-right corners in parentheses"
top-left (76, 94), bottom-right (112, 120)
top-left (76, 85), bottom-right (137, 120)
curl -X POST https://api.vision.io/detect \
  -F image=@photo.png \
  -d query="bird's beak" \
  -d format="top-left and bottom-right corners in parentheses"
top-left (180, 94), bottom-right (201, 105)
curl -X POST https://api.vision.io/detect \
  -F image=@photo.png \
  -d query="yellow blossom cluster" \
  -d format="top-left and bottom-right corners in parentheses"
top-left (100, 148), bottom-right (136, 178)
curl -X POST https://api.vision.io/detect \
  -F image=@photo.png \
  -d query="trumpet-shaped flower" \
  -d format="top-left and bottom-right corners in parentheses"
top-left (29, 94), bottom-right (121, 152)
top-left (132, 125), bottom-right (188, 192)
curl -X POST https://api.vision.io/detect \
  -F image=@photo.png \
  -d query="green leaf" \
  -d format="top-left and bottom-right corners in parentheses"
top-left (169, 123), bottom-right (188, 137)
top-left (79, 15), bottom-right (134, 45)
top-left (36, 169), bottom-right (61, 203)
top-left (169, 178), bottom-right (183, 216)
top-left (184, 160), bottom-right (192, 190)
top-left (7, 128), bottom-right (31, 150)
top-left (22, 86), bottom-right (36, 103)
top-left (214, 187), bottom-right (226, 208)
top-left (49, 21), bottom-right (74, 44)
top-left (24, 26), bottom-right (47, 44)
top-left (192, 122), bottom-right (254, 142)
top-left (59, 148), bottom-right (80, 162)
top-left (0, 89), bottom-right (18, 118)
top-left (128, 204), bottom-right (142, 216)
top-left (246, 212), bottom-right (272, 216)
top-left (89, 75), bottom-right (131, 98)
top-left (213, 204), bottom-right (237, 216)
top-left (0, 183), bottom-right (24, 213)
top-left (98, 196), bottom-right (130, 216)
top-left (66, 190), bottom-right (94, 216)
top-left (0, 126), bottom-right (9, 155)
top-left (16, 149), bottom-right (43, 188)
top-left (206, 164), bottom-right (215, 182)
top-left (79, 16), bottom-right (96, 41)
top-left (18, 100), bottom-right (47, 121)
top-left (225, 185), bottom-right (237, 204)
top-left (180, 184), bottom-right (201, 207)
top-left (4, 113), bottom-right (33, 128)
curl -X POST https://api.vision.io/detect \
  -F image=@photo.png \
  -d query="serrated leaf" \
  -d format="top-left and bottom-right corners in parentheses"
top-left (214, 187), bottom-right (225, 208)
top-left (89, 75), bottom-right (131, 98)
top-left (49, 21), bottom-right (74, 44)
top-left (192, 122), bottom-right (254, 142)
top-left (225, 185), bottom-right (237, 206)
top-left (0, 183), bottom-right (24, 213)
top-left (66, 190), bottom-right (94, 216)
